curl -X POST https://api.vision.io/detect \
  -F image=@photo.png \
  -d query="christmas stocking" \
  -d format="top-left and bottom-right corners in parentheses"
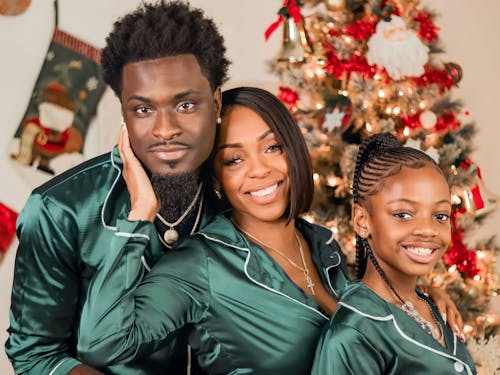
top-left (9, 28), bottom-right (106, 185)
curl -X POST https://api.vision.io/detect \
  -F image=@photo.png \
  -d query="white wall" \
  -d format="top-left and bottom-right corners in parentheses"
top-left (0, 0), bottom-right (498, 373)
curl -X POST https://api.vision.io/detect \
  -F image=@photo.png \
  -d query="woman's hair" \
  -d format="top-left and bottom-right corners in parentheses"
top-left (352, 132), bottom-right (446, 279)
top-left (101, 0), bottom-right (230, 97)
top-left (218, 87), bottom-right (314, 222)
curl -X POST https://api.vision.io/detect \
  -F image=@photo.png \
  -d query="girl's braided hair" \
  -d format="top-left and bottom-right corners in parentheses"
top-left (352, 132), bottom-right (445, 279)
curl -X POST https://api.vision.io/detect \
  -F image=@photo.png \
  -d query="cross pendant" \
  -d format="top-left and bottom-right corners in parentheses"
top-left (305, 274), bottom-right (316, 295)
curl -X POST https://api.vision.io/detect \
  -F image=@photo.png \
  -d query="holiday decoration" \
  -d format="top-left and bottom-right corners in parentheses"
top-left (0, 0), bottom-right (31, 16)
top-left (0, 202), bottom-right (18, 253)
top-left (9, 28), bottom-right (106, 186)
top-left (267, 0), bottom-right (500, 367)
top-left (366, 15), bottom-right (429, 80)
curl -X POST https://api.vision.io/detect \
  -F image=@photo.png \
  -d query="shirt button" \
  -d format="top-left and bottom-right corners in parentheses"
top-left (454, 362), bottom-right (464, 372)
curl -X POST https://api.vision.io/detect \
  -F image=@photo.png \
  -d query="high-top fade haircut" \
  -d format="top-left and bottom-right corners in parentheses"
top-left (220, 87), bottom-right (314, 223)
top-left (352, 132), bottom-right (446, 279)
top-left (101, 0), bottom-right (230, 98)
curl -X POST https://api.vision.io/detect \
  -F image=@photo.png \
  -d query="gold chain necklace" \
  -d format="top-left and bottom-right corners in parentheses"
top-left (232, 220), bottom-right (316, 295)
top-left (156, 183), bottom-right (203, 246)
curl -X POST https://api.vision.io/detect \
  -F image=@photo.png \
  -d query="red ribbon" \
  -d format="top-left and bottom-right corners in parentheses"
top-left (265, 0), bottom-right (302, 41)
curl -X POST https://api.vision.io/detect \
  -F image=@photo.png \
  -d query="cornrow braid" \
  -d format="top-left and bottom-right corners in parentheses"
top-left (352, 132), bottom-right (445, 279)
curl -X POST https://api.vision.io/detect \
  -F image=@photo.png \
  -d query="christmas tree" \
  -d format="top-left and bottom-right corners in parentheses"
top-left (266, 0), bottom-right (499, 370)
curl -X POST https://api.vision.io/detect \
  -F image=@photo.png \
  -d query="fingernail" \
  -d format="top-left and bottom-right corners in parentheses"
top-left (441, 313), bottom-right (447, 323)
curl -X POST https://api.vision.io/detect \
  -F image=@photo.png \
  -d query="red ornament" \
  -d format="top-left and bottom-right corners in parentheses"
top-left (443, 217), bottom-right (479, 277)
top-left (0, 202), bottom-right (18, 253)
top-left (277, 86), bottom-right (299, 111)
top-left (444, 62), bottom-right (463, 85)
top-left (414, 12), bottom-right (439, 42)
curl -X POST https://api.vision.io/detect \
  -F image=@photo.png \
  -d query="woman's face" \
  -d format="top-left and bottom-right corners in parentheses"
top-left (213, 105), bottom-right (290, 227)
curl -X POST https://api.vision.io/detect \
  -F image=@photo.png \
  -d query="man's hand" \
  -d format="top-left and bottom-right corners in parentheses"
top-left (69, 364), bottom-right (105, 375)
top-left (423, 285), bottom-right (465, 341)
top-left (119, 125), bottom-right (160, 222)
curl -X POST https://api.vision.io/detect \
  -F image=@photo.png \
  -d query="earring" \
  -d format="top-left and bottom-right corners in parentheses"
top-left (216, 116), bottom-right (222, 125)
top-left (214, 188), bottom-right (222, 199)
top-left (359, 231), bottom-right (368, 239)
top-left (121, 117), bottom-right (126, 127)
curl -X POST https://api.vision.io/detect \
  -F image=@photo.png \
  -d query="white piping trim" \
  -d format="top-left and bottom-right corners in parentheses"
top-left (324, 261), bottom-right (341, 299)
top-left (200, 233), bottom-right (329, 321)
top-left (48, 358), bottom-right (70, 375)
top-left (339, 302), bottom-right (473, 375)
top-left (115, 232), bottom-right (150, 240)
top-left (101, 150), bottom-right (122, 231)
top-left (141, 255), bottom-right (152, 272)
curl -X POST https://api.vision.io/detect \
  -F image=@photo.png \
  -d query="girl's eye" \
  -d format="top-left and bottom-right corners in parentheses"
top-left (266, 144), bottom-right (283, 153)
top-left (393, 212), bottom-right (412, 219)
top-left (435, 213), bottom-right (450, 222)
top-left (177, 102), bottom-right (195, 112)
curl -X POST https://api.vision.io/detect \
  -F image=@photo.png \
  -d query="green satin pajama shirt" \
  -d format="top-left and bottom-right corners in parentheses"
top-left (312, 282), bottom-right (476, 375)
top-left (6, 147), bottom-right (207, 375)
top-left (77, 215), bottom-right (349, 374)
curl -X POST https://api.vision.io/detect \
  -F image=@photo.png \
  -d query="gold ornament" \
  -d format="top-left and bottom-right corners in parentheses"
top-left (324, 0), bottom-right (346, 12)
top-left (277, 16), bottom-right (313, 63)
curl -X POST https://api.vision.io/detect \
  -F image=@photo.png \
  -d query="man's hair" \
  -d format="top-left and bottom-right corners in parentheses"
top-left (219, 87), bottom-right (314, 222)
top-left (101, 0), bottom-right (230, 97)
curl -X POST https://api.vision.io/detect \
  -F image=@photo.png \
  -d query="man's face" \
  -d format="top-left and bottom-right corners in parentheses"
top-left (121, 54), bottom-right (220, 176)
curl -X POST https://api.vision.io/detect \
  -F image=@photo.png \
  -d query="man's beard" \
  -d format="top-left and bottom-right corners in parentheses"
top-left (151, 172), bottom-right (202, 237)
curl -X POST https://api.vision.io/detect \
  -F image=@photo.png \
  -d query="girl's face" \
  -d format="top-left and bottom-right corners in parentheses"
top-left (213, 105), bottom-right (290, 227)
top-left (360, 165), bottom-right (452, 280)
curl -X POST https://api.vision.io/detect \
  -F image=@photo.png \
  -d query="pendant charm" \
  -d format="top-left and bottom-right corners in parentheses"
top-left (305, 272), bottom-right (316, 295)
top-left (163, 228), bottom-right (179, 245)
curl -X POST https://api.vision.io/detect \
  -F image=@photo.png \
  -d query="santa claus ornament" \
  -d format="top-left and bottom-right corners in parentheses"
top-left (367, 15), bottom-right (429, 80)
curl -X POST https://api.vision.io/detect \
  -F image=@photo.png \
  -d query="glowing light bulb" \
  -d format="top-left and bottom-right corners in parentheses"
top-left (378, 90), bottom-right (385, 98)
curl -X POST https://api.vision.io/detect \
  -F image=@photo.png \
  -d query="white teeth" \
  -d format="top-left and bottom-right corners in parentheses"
top-left (406, 247), bottom-right (433, 256)
top-left (250, 183), bottom-right (278, 197)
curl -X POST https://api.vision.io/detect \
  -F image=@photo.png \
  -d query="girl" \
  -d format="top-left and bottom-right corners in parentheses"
top-left (312, 133), bottom-right (476, 374)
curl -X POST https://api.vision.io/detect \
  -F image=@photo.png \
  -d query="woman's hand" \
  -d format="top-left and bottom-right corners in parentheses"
top-left (423, 285), bottom-right (465, 341)
top-left (118, 125), bottom-right (160, 222)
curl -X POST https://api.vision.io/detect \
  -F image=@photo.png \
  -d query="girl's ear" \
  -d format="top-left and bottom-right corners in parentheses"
top-left (352, 204), bottom-right (370, 239)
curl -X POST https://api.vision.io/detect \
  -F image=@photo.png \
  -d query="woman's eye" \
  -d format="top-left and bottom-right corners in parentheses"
top-left (223, 156), bottom-right (243, 166)
top-left (266, 144), bottom-right (283, 153)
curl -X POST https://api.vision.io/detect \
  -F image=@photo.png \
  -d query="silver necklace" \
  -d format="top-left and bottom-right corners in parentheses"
top-left (232, 220), bottom-right (316, 295)
top-left (365, 246), bottom-right (442, 341)
top-left (156, 183), bottom-right (203, 246)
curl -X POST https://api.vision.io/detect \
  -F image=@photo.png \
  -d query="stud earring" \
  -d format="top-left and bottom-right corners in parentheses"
top-left (359, 231), bottom-right (367, 239)
top-left (214, 188), bottom-right (222, 199)
top-left (216, 116), bottom-right (222, 125)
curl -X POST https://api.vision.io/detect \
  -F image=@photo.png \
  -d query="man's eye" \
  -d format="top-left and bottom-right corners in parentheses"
top-left (178, 102), bottom-right (195, 112)
top-left (135, 106), bottom-right (152, 115)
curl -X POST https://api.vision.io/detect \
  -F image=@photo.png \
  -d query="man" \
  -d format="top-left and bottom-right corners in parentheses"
top-left (6, 1), bottom-right (230, 374)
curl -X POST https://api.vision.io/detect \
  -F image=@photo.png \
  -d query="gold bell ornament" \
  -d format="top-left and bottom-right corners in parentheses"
top-left (277, 15), bottom-right (313, 63)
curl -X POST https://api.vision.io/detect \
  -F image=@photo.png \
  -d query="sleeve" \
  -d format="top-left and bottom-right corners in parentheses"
top-left (5, 194), bottom-right (83, 375)
top-left (77, 236), bottom-right (211, 366)
top-left (311, 320), bottom-right (385, 375)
